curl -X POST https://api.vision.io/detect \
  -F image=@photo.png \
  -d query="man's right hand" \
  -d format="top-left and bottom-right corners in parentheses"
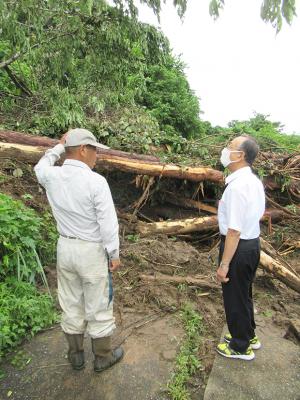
top-left (109, 258), bottom-right (121, 272)
top-left (59, 132), bottom-right (69, 145)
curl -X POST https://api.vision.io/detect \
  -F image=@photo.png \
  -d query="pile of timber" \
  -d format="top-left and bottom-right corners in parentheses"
top-left (0, 130), bottom-right (299, 294)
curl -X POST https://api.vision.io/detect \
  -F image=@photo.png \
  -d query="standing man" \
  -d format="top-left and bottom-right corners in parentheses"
top-left (34, 128), bottom-right (123, 372)
top-left (216, 135), bottom-right (265, 361)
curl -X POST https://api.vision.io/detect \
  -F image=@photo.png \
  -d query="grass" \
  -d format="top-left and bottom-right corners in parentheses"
top-left (167, 304), bottom-right (204, 400)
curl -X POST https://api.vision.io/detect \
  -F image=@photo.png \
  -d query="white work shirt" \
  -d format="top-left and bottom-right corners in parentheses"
top-left (218, 166), bottom-right (265, 239)
top-left (34, 144), bottom-right (119, 259)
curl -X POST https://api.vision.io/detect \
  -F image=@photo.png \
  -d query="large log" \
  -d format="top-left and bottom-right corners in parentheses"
top-left (0, 141), bottom-right (225, 183)
top-left (0, 130), bottom-right (159, 162)
top-left (259, 250), bottom-right (300, 294)
top-left (136, 209), bottom-right (287, 236)
top-left (137, 215), bottom-right (219, 236)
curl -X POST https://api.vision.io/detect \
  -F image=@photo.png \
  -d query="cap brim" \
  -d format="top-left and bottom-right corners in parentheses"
top-left (93, 143), bottom-right (110, 149)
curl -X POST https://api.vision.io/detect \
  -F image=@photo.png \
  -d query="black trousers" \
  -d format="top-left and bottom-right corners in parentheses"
top-left (219, 236), bottom-right (260, 353)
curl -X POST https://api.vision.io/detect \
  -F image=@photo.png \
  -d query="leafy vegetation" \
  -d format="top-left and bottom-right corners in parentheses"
top-left (209, 0), bottom-right (296, 31)
top-left (0, 277), bottom-right (57, 357)
top-left (0, 193), bottom-right (57, 285)
top-left (0, 193), bottom-right (58, 356)
top-left (0, 0), bottom-right (198, 141)
top-left (1, 0), bottom-right (298, 150)
top-left (168, 304), bottom-right (204, 400)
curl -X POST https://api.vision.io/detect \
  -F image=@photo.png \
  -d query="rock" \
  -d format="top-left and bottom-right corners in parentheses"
top-left (284, 319), bottom-right (300, 343)
top-left (161, 349), bottom-right (177, 361)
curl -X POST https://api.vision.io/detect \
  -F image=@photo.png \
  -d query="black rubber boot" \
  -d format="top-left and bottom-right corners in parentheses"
top-left (64, 333), bottom-right (85, 370)
top-left (91, 336), bottom-right (124, 373)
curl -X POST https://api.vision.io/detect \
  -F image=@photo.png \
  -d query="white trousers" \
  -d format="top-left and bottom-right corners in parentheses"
top-left (57, 236), bottom-right (115, 338)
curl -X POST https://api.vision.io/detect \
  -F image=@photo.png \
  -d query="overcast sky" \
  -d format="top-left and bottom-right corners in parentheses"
top-left (136, 0), bottom-right (300, 133)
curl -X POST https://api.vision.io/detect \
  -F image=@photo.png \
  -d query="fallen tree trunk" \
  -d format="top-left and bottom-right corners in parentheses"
top-left (139, 273), bottom-right (219, 290)
top-left (0, 141), bottom-right (224, 183)
top-left (0, 130), bottom-right (159, 162)
top-left (164, 192), bottom-right (217, 214)
top-left (259, 250), bottom-right (300, 294)
top-left (136, 209), bottom-right (287, 236)
top-left (260, 237), bottom-right (299, 278)
top-left (137, 215), bottom-right (219, 236)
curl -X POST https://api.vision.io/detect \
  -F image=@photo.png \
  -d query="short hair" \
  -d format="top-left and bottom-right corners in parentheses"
top-left (238, 136), bottom-right (259, 165)
top-left (65, 145), bottom-right (80, 156)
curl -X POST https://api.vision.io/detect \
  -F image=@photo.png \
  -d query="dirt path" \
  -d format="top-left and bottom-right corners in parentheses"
top-left (0, 312), bottom-right (183, 400)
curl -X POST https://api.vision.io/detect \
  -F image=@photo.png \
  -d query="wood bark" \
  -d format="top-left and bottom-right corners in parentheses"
top-left (0, 130), bottom-right (159, 162)
top-left (137, 215), bottom-right (219, 236)
top-left (259, 250), bottom-right (300, 294)
top-left (0, 139), bottom-right (224, 183)
top-left (164, 192), bottom-right (217, 214)
top-left (136, 209), bottom-right (286, 237)
top-left (139, 273), bottom-right (219, 290)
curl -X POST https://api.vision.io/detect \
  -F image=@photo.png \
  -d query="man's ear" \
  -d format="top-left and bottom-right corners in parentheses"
top-left (79, 145), bottom-right (87, 155)
top-left (239, 150), bottom-right (246, 161)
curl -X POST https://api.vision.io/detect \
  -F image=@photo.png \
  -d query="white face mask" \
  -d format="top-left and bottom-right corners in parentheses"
top-left (220, 148), bottom-right (242, 168)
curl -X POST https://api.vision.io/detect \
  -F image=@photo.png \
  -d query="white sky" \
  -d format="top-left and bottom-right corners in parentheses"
top-left (136, 0), bottom-right (300, 133)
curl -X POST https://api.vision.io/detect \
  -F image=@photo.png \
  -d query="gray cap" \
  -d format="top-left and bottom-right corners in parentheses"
top-left (64, 128), bottom-right (109, 149)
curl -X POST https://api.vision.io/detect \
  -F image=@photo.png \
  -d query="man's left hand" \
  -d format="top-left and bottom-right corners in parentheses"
top-left (217, 263), bottom-right (229, 283)
top-left (109, 258), bottom-right (121, 272)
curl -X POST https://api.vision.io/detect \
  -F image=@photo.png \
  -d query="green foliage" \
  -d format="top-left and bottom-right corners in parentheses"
top-left (142, 57), bottom-right (205, 139)
top-left (94, 106), bottom-right (162, 153)
top-left (209, 0), bottom-right (297, 31)
top-left (0, 193), bottom-right (57, 285)
top-left (10, 350), bottom-right (32, 369)
top-left (39, 211), bottom-right (59, 266)
top-left (0, 194), bottom-right (57, 357)
top-left (126, 234), bottom-right (140, 243)
top-left (228, 113), bottom-right (300, 152)
top-left (0, 277), bottom-right (57, 356)
top-left (0, 192), bottom-right (42, 281)
top-left (0, 0), bottom-right (204, 142)
top-left (168, 304), bottom-right (204, 400)
top-left (112, 0), bottom-right (187, 19)
top-left (261, 0), bottom-right (296, 31)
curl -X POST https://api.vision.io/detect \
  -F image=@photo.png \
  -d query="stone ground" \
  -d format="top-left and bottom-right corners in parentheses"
top-left (1, 306), bottom-right (300, 400)
top-left (204, 315), bottom-right (300, 400)
top-left (0, 312), bottom-right (183, 400)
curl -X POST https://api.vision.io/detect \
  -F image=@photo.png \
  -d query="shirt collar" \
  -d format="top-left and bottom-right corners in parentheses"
top-left (225, 166), bottom-right (251, 185)
top-left (63, 159), bottom-right (91, 170)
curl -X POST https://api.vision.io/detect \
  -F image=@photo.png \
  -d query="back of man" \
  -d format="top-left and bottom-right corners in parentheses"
top-left (41, 160), bottom-right (118, 243)
top-left (34, 128), bottom-right (123, 373)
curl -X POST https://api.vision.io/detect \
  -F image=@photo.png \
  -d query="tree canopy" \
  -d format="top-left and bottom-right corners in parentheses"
top-left (0, 0), bottom-right (298, 153)
top-left (0, 0), bottom-right (205, 142)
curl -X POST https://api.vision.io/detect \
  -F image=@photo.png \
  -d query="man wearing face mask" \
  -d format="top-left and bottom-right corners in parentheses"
top-left (34, 128), bottom-right (124, 372)
top-left (216, 135), bottom-right (265, 361)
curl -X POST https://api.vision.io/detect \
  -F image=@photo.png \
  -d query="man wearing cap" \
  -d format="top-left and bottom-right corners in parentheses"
top-left (216, 135), bottom-right (265, 361)
top-left (34, 128), bottom-right (123, 372)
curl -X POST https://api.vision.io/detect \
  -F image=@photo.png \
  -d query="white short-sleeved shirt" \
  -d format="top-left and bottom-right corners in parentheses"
top-left (218, 166), bottom-right (265, 239)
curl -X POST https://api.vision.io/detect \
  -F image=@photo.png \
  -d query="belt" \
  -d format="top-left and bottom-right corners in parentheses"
top-left (60, 234), bottom-right (78, 240)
